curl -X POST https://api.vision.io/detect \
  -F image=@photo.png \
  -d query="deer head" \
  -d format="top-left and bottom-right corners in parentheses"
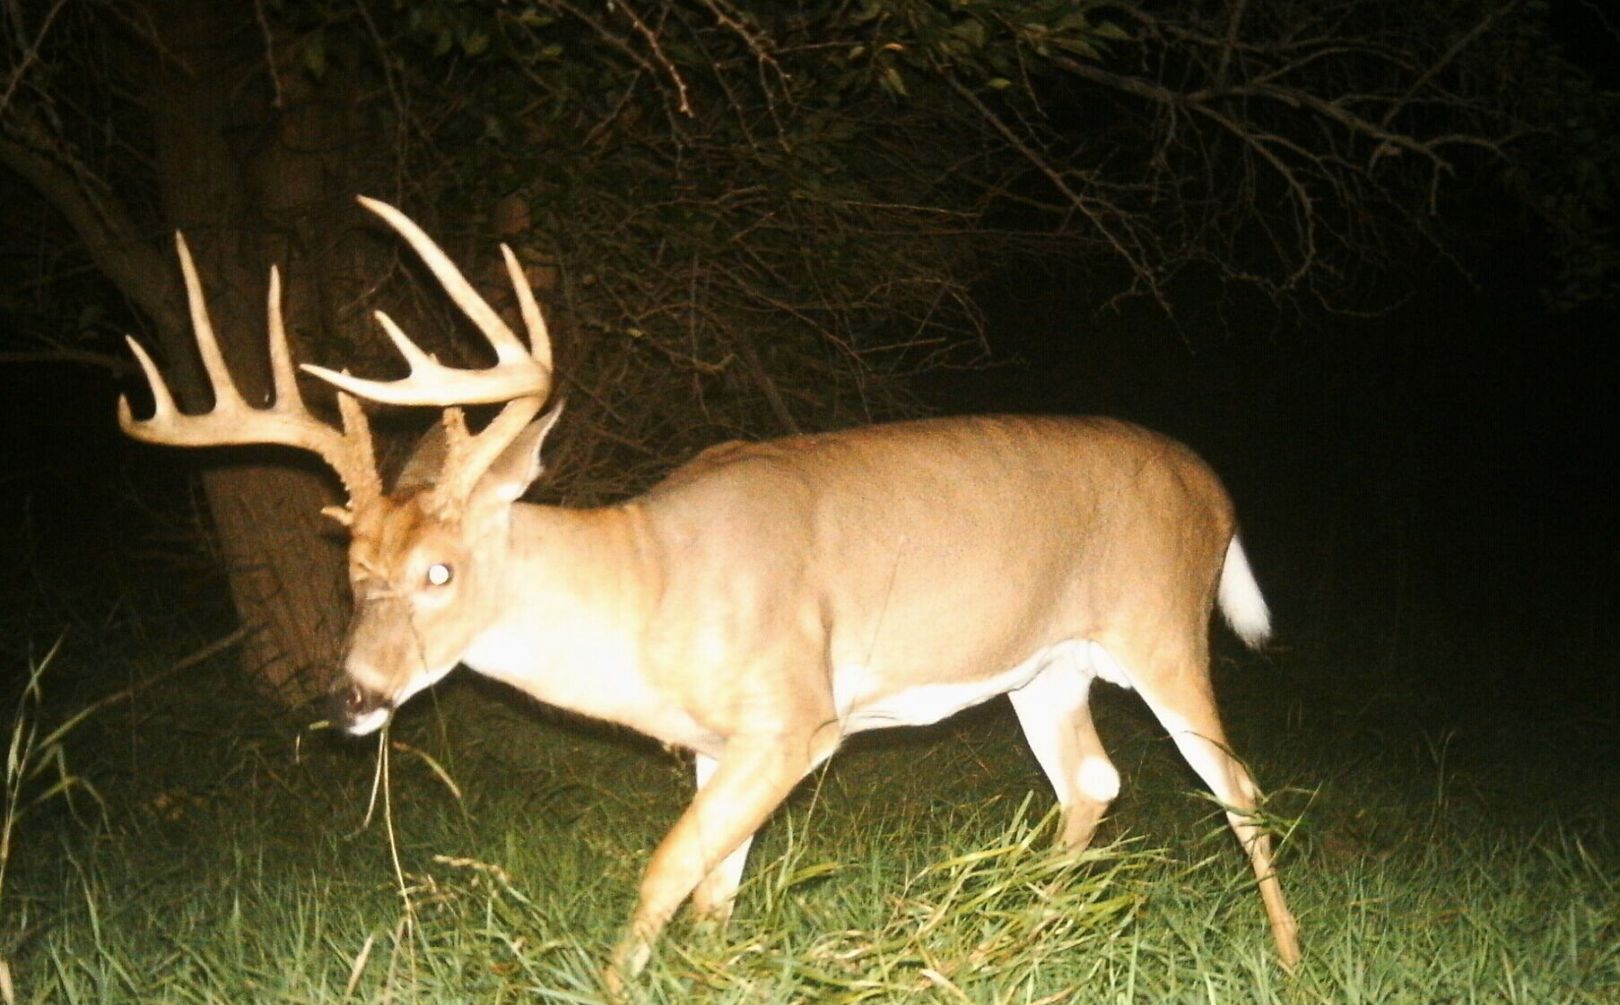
top-left (119, 197), bottom-right (557, 732)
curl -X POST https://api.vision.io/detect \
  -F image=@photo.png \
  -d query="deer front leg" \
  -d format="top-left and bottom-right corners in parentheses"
top-left (689, 752), bottom-right (754, 919)
top-left (606, 734), bottom-right (824, 989)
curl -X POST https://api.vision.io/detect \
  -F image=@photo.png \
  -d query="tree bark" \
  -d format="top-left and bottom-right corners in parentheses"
top-left (197, 463), bottom-right (346, 703)
top-left (139, 0), bottom-right (349, 704)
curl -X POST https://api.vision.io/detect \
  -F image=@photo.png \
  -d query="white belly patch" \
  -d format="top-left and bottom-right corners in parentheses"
top-left (834, 639), bottom-right (1125, 735)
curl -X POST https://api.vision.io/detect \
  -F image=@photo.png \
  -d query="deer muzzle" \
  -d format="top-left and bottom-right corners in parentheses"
top-left (330, 681), bottom-right (394, 736)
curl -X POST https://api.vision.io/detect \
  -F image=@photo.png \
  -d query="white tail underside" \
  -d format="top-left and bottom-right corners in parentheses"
top-left (1218, 536), bottom-right (1272, 648)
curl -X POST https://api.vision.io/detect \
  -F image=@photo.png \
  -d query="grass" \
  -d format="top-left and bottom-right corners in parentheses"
top-left (2, 606), bottom-right (1616, 1003)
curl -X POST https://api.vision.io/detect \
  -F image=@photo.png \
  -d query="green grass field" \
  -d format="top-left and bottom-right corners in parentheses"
top-left (3, 550), bottom-right (1617, 1004)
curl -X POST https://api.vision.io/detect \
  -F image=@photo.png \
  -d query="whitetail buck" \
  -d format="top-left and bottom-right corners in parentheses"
top-left (120, 197), bottom-right (1300, 984)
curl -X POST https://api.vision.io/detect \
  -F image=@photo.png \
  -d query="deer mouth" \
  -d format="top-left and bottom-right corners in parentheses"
top-left (332, 682), bottom-right (394, 736)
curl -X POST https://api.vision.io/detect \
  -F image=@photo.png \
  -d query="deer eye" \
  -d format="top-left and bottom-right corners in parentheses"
top-left (425, 562), bottom-right (454, 587)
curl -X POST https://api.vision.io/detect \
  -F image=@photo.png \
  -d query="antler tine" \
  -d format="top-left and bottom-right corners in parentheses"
top-left (304, 309), bottom-right (546, 407)
top-left (501, 242), bottom-right (552, 375)
top-left (265, 265), bottom-right (306, 412)
top-left (266, 264), bottom-right (382, 508)
top-left (117, 335), bottom-right (179, 432)
top-left (300, 196), bottom-right (552, 408)
top-left (118, 232), bottom-right (250, 445)
top-left (170, 234), bottom-right (251, 415)
top-left (119, 234), bottom-right (382, 510)
top-left (432, 396), bottom-right (547, 510)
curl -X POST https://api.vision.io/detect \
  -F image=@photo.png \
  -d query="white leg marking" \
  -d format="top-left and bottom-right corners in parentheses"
top-left (1148, 708), bottom-right (1261, 817)
top-left (1078, 755), bottom-right (1121, 802)
top-left (1008, 658), bottom-right (1084, 807)
top-left (1084, 640), bottom-right (1134, 689)
top-left (1009, 651), bottom-right (1120, 808)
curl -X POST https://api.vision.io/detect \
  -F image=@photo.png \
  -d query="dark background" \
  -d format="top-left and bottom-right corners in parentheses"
top-left (6, 244), bottom-right (1615, 705)
top-left (2, 0), bottom-right (1617, 742)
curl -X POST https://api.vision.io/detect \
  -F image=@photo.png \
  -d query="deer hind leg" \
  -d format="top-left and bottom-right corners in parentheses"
top-left (1106, 638), bottom-right (1301, 971)
top-left (1008, 652), bottom-right (1119, 850)
top-left (689, 752), bottom-right (754, 920)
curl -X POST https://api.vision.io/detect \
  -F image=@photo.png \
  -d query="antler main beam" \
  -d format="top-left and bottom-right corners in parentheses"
top-left (302, 196), bottom-right (553, 407)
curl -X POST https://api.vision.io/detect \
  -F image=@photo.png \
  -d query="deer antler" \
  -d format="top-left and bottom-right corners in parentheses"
top-left (121, 199), bottom-right (556, 515)
top-left (302, 196), bottom-right (556, 505)
top-left (301, 197), bottom-right (552, 406)
top-left (118, 234), bottom-right (383, 512)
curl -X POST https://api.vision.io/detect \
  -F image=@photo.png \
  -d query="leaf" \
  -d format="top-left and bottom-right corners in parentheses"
top-left (948, 18), bottom-right (987, 49)
top-left (1055, 37), bottom-right (1102, 61)
top-left (303, 30), bottom-right (327, 80)
top-left (881, 64), bottom-right (908, 98)
top-left (1093, 20), bottom-right (1130, 42)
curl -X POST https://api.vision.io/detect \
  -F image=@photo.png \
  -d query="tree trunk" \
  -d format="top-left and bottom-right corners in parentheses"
top-left (143, 0), bottom-right (351, 705)
top-left (198, 465), bottom-right (346, 703)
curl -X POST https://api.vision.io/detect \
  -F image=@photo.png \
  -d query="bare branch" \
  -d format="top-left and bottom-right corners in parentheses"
top-left (0, 348), bottom-right (135, 375)
top-left (0, 129), bottom-right (181, 335)
top-left (935, 62), bottom-right (1165, 307)
top-left (0, 0), bottom-right (68, 115)
top-left (610, 0), bottom-right (691, 116)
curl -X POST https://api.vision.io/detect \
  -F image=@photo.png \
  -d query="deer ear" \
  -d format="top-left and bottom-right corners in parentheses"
top-left (394, 421), bottom-right (451, 495)
top-left (475, 400), bottom-right (564, 504)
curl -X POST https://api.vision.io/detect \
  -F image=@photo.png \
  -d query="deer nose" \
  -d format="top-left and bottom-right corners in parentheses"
top-left (330, 682), bottom-right (393, 735)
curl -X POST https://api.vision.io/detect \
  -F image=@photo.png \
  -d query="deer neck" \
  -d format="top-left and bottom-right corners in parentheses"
top-left (458, 501), bottom-right (713, 748)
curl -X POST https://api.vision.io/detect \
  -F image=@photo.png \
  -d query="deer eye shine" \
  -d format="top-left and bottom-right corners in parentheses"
top-left (425, 562), bottom-right (454, 587)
